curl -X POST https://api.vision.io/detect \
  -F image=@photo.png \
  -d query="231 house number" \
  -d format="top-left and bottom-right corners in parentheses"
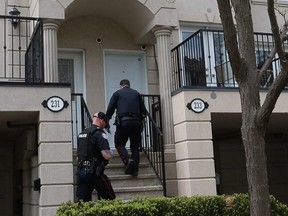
top-left (49, 98), bottom-right (63, 110)
top-left (42, 96), bottom-right (69, 112)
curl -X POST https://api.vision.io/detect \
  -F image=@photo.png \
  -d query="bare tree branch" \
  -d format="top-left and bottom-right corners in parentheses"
top-left (216, 0), bottom-right (241, 77)
top-left (268, 0), bottom-right (286, 62)
top-left (257, 0), bottom-right (288, 125)
top-left (231, 0), bottom-right (256, 80)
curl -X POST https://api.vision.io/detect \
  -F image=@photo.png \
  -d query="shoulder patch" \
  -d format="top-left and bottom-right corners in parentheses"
top-left (102, 133), bottom-right (108, 139)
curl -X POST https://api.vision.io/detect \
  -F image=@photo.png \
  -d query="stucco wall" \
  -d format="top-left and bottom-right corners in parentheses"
top-left (172, 89), bottom-right (288, 196)
top-left (175, 0), bottom-right (221, 24)
top-left (0, 84), bottom-right (73, 216)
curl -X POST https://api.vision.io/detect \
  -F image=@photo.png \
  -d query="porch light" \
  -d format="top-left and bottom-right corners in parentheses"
top-left (9, 5), bottom-right (21, 28)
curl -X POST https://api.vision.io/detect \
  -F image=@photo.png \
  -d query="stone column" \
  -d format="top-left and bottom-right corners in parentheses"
top-left (153, 26), bottom-right (178, 196)
top-left (43, 21), bottom-right (59, 82)
top-left (153, 26), bottom-right (175, 146)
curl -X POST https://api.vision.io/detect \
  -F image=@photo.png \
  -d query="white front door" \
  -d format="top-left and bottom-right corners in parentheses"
top-left (58, 50), bottom-right (85, 148)
top-left (104, 50), bottom-right (147, 148)
top-left (0, 147), bottom-right (13, 216)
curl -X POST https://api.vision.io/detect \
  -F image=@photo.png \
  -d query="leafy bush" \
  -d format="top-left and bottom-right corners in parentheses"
top-left (56, 194), bottom-right (288, 216)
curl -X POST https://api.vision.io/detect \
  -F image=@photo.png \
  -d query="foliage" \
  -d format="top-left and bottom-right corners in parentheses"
top-left (56, 194), bottom-right (288, 216)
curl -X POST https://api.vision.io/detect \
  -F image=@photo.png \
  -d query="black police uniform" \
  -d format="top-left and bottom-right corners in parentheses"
top-left (106, 86), bottom-right (146, 175)
top-left (76, 124), bottom-right (115, 202)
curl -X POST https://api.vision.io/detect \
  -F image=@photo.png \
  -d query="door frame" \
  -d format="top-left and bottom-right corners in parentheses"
top-left (103, 49), bottom-right (148, 148)
top-left (58, 48), bottom-right (86, 97)
top-left (58, 49), bottom-right (86, 148)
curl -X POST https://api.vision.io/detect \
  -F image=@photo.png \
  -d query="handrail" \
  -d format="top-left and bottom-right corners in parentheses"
top-left (141, 94), bottom-right (166, 196)
top-left (71, 93), bottom-right (92, 148)
top-left (145, 109), bottom-right (163, 136)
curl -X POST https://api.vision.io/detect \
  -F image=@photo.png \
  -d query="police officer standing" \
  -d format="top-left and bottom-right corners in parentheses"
top-left (76, 112), bottom-right (115, 202)
top-left (106, 79), bottom-right (146, 176)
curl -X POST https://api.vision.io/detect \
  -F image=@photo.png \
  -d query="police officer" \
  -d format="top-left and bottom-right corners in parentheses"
top-left (106, 79), bottom-right (146, 176)
top-left (76, 112), bottom-right (115, 202)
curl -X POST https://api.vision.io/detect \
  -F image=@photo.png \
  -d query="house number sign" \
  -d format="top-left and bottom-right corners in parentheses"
top-left (186, 98), bottom-right (209, 113)
top-left (42, 96), bottom-right (69, 112)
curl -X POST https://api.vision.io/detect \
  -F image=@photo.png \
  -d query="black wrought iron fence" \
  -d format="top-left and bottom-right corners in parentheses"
top-left (25, 19), bottom-right (44, 83)
top-left (0, 15), bottom-right (43, 82)
top-left (171, 29), bottom-right (287, 91)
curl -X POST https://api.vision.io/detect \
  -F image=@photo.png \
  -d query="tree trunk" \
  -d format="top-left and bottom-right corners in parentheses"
top-left (241, 87), bottom-right (270, 216)
top-left (216, 0), bottom-right (288, 215)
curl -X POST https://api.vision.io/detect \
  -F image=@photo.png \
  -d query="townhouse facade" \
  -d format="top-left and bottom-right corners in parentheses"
top-left (1, 0), bottom-right (288, 215)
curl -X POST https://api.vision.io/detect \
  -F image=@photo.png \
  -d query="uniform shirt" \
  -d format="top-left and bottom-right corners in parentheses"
top-left (90, 125), bottom-right (110, 160)
top-left (106, 86), bottom-right (146, 120)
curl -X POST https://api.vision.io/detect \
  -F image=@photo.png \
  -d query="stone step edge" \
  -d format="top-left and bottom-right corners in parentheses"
top-left (108, 173), bottom-right (158, 179)
top-left (113, 185), bottom-right (163, 193)
top-left (106, 162), bottom-right (151, 168)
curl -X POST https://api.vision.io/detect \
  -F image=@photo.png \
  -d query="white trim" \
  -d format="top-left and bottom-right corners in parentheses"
top-left (252, 0), bottom-right (288, 6)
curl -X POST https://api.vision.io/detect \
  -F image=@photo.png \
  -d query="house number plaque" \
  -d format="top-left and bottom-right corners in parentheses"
top-left (186, 98), bottom-right (209, 113)
top-left (42, 96), bottom-right (69, 112)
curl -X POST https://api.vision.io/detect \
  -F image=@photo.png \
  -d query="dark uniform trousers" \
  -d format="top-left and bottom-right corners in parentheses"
top-left (114, 119), bottom-right (142, 170)
top-left (76, 166), bottom-right (115, 202)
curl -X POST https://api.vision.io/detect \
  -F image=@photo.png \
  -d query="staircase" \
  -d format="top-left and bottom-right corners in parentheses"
top-left (73, 150), bottom-right (164, 201)
top-left (72, 94), bottom-right (165, 201)
top-left (104, 151), bottom-right (164, 200)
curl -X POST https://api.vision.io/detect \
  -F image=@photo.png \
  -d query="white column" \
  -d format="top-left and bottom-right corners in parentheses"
top-left (153, 26), bottom-right (175, 146)
top-left (43, 22), bottom-right (59, 82)
top-left (153, 26), bottom-right (178, 197)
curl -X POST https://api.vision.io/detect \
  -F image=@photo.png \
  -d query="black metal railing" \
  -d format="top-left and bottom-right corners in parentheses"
top-left (171, 29), bottom-right (287, 91)
top-left (0, 15), bottom-right (43, 82)
top-left (71, 93), bottom-right (92, 148)
top-left (25, 18), bottom-right (44, 83)
top-left (141, 94), bottom-right (166, 196)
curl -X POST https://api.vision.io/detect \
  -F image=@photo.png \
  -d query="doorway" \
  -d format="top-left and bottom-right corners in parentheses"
top-left (58, 50), bottom-right (85, 148)
top-left (104, 50), bottom-right (147, 148)
top-left (0, 147), bottom-right (13, 216)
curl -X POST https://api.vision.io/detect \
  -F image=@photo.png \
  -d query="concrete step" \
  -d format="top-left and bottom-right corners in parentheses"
top-left (92, 185), bottom-right (164, 201)
top-left (108, 151), bottom-right (150, 164)
top-left (105, 163), bottom-right (155, 175)
top-left (73, 149), bottom-right (164, 201)
top-left (113, 185), bottom-right (164, 200)
top-left (109, 173), bottom-right (161, 188)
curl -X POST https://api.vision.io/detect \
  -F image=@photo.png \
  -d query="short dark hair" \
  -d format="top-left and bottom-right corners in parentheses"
top-left (120, 79), bottom-right (130, 87)
top-left (93, 112), bottom-right (110, 129)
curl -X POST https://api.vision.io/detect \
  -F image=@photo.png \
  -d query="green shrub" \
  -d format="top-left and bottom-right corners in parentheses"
top-left (56, 194), bottom-right (288, 216)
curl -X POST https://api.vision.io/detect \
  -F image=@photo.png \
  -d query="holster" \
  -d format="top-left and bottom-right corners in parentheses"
top-left (115, 115), bottom-right (121, 126)
top-left (95, 161), bottom-right (106, 176)
top-left (78, 159), bottom-right (97, 175)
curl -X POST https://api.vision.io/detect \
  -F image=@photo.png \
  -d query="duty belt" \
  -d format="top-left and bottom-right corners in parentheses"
top-left (121, 116), bottom-right (140, 121)
top-left (78, 160), bottom-right (92, 167)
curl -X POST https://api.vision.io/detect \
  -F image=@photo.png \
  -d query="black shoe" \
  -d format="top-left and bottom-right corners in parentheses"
top-left (131, 165), bottom-right (138, 176)
top-left (131, 170), bottom-right (138, 176)
top-left (125, 159), bottom-right (134, 175)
